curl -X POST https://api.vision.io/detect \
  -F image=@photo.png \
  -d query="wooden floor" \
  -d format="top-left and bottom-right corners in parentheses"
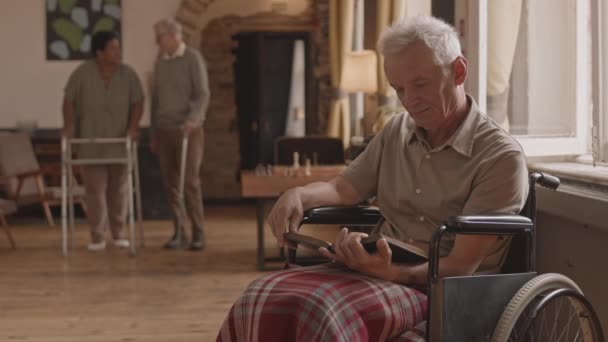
top-left (0, 204), bottom-right (277, 342)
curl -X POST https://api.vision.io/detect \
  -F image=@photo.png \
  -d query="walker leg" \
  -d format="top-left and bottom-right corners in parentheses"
top-left (68, 142), bottom-right (75, 251)
top-left (126, 139), bottom-right (136, 256)
top-left (61, 137), bottom-right (68, 256)
top-left (133, 142), bottom-right (144, 248)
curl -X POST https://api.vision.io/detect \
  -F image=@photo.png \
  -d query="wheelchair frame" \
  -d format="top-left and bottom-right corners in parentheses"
top-left (287, 172), bottom-right (604, 341)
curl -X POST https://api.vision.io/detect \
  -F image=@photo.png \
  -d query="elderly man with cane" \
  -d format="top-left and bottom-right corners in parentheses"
top-left (150, 18), bottom-right (210, 251)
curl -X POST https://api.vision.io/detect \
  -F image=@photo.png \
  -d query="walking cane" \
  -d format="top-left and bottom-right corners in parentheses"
top-left (176, 132), bottom-right (189, 242)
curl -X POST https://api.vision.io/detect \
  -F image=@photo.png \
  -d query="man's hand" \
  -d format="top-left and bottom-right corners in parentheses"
top-left (183, 119), bottom-right (199, 136)
top-left (127, 126), bottom-right (139, 141)
top-left (319, 227), bottom-right (397, 282)
top-left (61, 125), bottom-right (73, 138)
top-left (267, 187), bottom-right (304, 247)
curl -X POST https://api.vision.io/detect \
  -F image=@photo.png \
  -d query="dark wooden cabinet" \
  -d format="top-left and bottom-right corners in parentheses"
top-left (232, 31), bottom-right (314, 169)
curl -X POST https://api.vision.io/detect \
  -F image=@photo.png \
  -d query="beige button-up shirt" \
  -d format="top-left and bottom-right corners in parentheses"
top-left (342, 96), bottom-right (528, 271)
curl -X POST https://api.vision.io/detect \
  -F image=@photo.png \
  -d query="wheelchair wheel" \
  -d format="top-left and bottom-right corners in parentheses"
top-left (491, 273), bottom-right (604, 342)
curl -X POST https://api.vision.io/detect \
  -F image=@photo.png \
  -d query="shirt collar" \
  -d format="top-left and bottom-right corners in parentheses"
top-left (162, 42), bottom-right (186, 60)
top-left (403, 95), bottom-right (480, 158)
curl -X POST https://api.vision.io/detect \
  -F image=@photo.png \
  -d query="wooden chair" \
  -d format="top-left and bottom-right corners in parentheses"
top-left (0, 132), bottom-right (86, 227)
top-left (0, 176), bottom-right (17, 249)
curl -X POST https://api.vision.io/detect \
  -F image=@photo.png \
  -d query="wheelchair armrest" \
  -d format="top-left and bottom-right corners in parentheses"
top-left (445, 214), bottom-right (533, 235)
top-left (530, 172), bottom-right (560, 190)
top-left (430, 214), bottom-right (534, 284)
top-left (288, 206), bottom-right (381, 265)
top-left (300, 206), bottom-right (382, 225)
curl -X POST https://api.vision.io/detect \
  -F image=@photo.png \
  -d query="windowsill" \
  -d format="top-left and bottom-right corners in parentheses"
top-left (529, 160), bottom-right (608, 187)
top-left (528, 155), bottom-right (608, 199)
top-left (528, 156), bottom-right (608, 229)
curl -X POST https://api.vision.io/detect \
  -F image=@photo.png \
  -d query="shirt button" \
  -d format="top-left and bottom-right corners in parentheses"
top-left (419, 216), bottom-right (425, 222)
top-left (425, 154), bottom-right (431, 159)
top-left (415, 188), bottom-right (422, 194)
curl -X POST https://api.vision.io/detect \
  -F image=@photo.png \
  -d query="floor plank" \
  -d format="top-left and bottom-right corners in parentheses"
top-left (0, 204), bottom-right (273, 341)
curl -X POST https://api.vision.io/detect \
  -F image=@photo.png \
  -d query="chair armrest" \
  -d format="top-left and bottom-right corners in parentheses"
top-left (301, 206), bottom-right (382, 225)
top-left (11, 170), bottom-right (44, 180)
top-left (445, 214), bottom-right (533, 235)
top-left (3, 170), bottom-right (45, 201)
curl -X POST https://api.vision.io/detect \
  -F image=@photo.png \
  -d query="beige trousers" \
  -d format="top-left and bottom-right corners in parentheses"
top-left (155, 127), bottom-right (205, 239)
top-left (81, 165), bottom-right (128, 242)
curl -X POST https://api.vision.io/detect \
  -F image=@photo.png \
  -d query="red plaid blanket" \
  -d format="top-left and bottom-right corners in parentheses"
top-left (217, 263), bottom-right (427, 342)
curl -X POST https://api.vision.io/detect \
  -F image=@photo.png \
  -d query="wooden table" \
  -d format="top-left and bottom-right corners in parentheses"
top-left (241, 165), bottom-right (346, 270)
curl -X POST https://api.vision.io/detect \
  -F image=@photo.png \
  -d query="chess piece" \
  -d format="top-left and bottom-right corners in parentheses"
top-left (255, 163), bottom-right (265, 176)
top-left (293, 152), bottom-right (300, 170)
top-left (305, 158), bottom-right (311, 176)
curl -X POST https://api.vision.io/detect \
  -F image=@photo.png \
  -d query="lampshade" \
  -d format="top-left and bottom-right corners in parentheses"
top-left (271, 0), bottom-right (288, 13)
top-left (339, 50), bottom-right (378, 93)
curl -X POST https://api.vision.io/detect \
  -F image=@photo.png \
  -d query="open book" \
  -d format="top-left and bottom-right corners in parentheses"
top-left (284, 232), bottom-right (428, 263)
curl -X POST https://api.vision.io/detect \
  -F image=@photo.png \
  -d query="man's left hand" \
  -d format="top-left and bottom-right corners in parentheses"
top-left (319, 227), bottom-right (396, 282)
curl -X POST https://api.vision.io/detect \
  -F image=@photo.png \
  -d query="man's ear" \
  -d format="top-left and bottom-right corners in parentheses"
top-left (452, 56), bottom-right (468, 86)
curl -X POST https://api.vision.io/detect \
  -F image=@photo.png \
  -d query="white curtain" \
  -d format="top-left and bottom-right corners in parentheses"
top-left (284, 40), bottom-right (306, 137)
top-left (327, 0), bottom-right (355, 147)
top-left (487, 0), bottom-right (523, 127)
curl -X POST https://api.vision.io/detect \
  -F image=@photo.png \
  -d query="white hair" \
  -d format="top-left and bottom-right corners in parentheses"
top-left (378, 16), bottom-right (461, 67)
top-left (154, 18), bottom-right (183, 39)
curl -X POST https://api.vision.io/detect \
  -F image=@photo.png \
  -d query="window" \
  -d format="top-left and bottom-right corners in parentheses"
top-left (460, 0), bottom-right (596, 158)
top-left (591, 0), bottom-right (608, 163)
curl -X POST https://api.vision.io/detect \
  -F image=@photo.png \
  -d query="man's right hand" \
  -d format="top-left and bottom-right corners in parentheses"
top-left (267, 187), bottom-right (305, 247)
top-left (183, 119), bottom-right (198, 137)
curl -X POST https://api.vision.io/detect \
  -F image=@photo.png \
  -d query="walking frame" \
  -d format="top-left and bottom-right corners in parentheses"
top-left (61, 137), bottom-right (144, 256)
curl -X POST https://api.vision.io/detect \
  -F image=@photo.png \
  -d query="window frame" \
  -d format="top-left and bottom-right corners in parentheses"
top-left (464, 0), bottom-right (592, 158)
top-left (592, 0), bottom-right (608, 162)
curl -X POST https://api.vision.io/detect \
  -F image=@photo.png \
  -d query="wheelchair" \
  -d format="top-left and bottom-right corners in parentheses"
top-left (285, 173), bottom-right (604, 341)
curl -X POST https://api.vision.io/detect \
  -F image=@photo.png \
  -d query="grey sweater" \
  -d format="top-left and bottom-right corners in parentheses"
top-left (151, 46), bottom-right (210, 130)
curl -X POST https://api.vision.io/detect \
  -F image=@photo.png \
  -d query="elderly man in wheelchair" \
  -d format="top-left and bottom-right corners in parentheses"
top-left (217, 16), bottom-right (603, 342)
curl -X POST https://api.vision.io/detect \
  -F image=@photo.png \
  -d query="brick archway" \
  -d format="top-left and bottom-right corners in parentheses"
top-left (174, 1), bottom-right (331, 199)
